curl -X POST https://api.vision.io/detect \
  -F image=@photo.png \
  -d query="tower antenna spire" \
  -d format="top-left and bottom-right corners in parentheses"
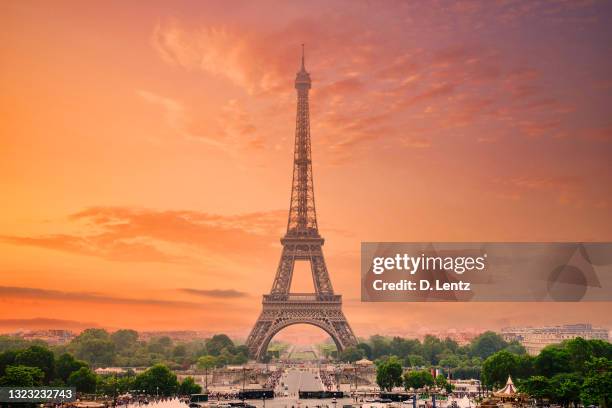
top-left (301, 43), bottom-right (305, 70)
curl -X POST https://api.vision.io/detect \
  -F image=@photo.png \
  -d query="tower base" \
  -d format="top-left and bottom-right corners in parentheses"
top-left (246, 294), bottom-right (357, 361)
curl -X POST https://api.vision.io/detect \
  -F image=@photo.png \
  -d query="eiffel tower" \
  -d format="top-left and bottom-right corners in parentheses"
top-left (246, 46), bottom-right (358, 361)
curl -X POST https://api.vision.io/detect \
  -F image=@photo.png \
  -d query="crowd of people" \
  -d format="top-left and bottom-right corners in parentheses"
top-left (204, 390), bottom-right (241, 400)
top-left (122, 396), bottom-right (177, 406)
top-left (58, 395), bottom-right (179, 408)
top-left (318, 368), bottom-right (337, 391)
top-left (264, 369), bottom-right (283, 389)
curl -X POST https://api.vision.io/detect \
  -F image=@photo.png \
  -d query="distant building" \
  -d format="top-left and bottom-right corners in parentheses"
top-left (138, 331), bottom-right (209, 342)
top-left (412, 329), bottom-right (482, 345)
top-left (9, 329), bottom-right (75, 345)
top-left (95, 367), bottom-right (127, 375)
top-left (450, 379), bottom-right (482, 397)
top-left (450, 332), bottom-right (480, 346)
top-left (501, 323), bottom-right (609, 355)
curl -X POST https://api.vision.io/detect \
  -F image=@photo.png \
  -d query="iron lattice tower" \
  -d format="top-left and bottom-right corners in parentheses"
top-left (246, 46), bottom-right (358, 360)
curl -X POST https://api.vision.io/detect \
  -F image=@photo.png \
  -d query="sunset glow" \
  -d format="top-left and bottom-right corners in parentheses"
top-left (1, 1), bottom-right (612, 340)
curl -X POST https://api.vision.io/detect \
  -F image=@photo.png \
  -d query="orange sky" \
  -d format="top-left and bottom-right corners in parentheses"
top-left (1, 1), bottom-right (612, 341)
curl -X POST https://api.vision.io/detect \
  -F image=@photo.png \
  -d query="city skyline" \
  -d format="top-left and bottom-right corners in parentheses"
top-left (3, 323), bottom-right (610, 350)
top-left (2, 1), bottom-right (612, 337)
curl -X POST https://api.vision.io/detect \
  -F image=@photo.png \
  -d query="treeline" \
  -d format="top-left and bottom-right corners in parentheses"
top-left (339, 331), bottom-right (525, 378)
top-left (0, 329), bottom-right (248, 370)
top-left (0, 343), bottom-right (201, 395)
top-left (481, 337), bottom-right (611, 407)
top-left (372, 336), bottom-right (611, 407)
top-left (375, 356), bottom-right (452, 393)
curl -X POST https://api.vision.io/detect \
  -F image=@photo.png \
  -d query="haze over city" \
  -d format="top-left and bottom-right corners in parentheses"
top-left (2, 0), bottom-right (612, 338)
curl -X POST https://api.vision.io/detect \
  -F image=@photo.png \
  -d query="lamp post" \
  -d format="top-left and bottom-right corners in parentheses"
top-left (242, 367), bottom-right (246, 402)
top-left (113, 372), bottom-right (118, 408)
top-left (353, 363), bottom-right (357, 402)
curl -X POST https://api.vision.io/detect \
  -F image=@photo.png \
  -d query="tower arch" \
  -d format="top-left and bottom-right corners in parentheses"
top-left (255, 320), bottom-right (343, 361)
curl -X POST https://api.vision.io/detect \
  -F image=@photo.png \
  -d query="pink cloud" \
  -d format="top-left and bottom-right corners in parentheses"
top-left (2, 207), bottom-right (287, 263)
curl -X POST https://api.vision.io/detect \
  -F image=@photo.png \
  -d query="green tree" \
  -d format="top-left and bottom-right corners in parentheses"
top-left (564, 337), bottom-right (592, 374)
top-left (444, 337), bottom-right (460, 352)
top-left (504, 341), bottom-right (527, 355)
top-left (0, 350), bottom-right (17, 377)
top-left (97, 374), bottom-right (135, 396)
top-left (439, 354), bottom-right (462, 368)
top-left (76, 338), bottom-right (115, 366)
top-left (422, 336), bottom-right (445, 365)
top-left (470, 356), bottom-right (483, 366)
top-left (403, 370), bottom-right (434, 390)
top-left (445, 382), bottom-right (454, 393)
top-left (235, 345), bottom-right (250, 356)
top-left (111, 329), bottom-right (139, 350)
top-left (516, 354), bottom-right (534, 379)
top-left (339, 346), bottom-right (365, 363)
top-left (435, 373), bottom-right (448, 390)
top-left (215, 350), bottom-right (231, 367)
top-left (56, 353), bottom-right (88, 383)
top-left (197, 355), bottom-right (217, 370)
top-left (405, 354), bottom-right (426, 367)
top-left (357, 343), bottom-right (373, 359)
top-left (534, 345), bottom-right (571, 377)
top-left (581, 372), bottom-right (612, 408)
top-left (205, 335), bottom-right (234, 356)
top-left (70, 329), bottom-right (115, 367)
top-left (148, 337), bottom-right (173, 355)
top-left (179, 376), bottom-right (202, 395)
top-left (519, 376), bottom-right (552, 404)
top-left (481, 350), bottom-right (519, 389)
top-left (588, 339), bottom-right (612, 359)
top-left (15, 345), bottom-right (55, 383)
top-left (470, 332), bottom-right (508, 360)
top-left (68, 367), bottom-right (97, 393)
top-left (390, 337), bottom-right (421, 358)
top-left (580, 357), bottom-right (612, 408)
top-left (0, 365), bottom-right (44, 386)
top-left (370, 335), bottom-right (391, 359)
top-left (376, 356), bottom-right (403, 391)
top-left (0, 336), bottom-right (45, 353)
top-left (231, 353), bottom-right (248, 365)
top-left (173, 345), bottom-right (186, 356)
top-left (452, 366), bottom-right (481, 380)
top-left (134, 364), bottom-right (178, 396)
top-left (550, 373), bottom-right (582, 408)
top-left (74, 329), bottom-right (110, 341)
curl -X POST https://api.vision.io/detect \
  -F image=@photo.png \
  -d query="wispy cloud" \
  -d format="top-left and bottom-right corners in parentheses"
top-left (0, 286), bottom-right (202, 308)
top-left (137, 89), bottom-right (232, 150)
top-left (1, 207), bottom-right (286, 263)
top-left (0, 318), bottom-right (100, 331)
top-left (179, 288), bottom-right (249, 298)
top-left (151, 19), bottom-right (289, 95)
top-left (0, 234), bottom-right (183, 263)
top-left (148, 8), bottom-right (595, 164)
top-left (490, 175), bottom-right (586, 205)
